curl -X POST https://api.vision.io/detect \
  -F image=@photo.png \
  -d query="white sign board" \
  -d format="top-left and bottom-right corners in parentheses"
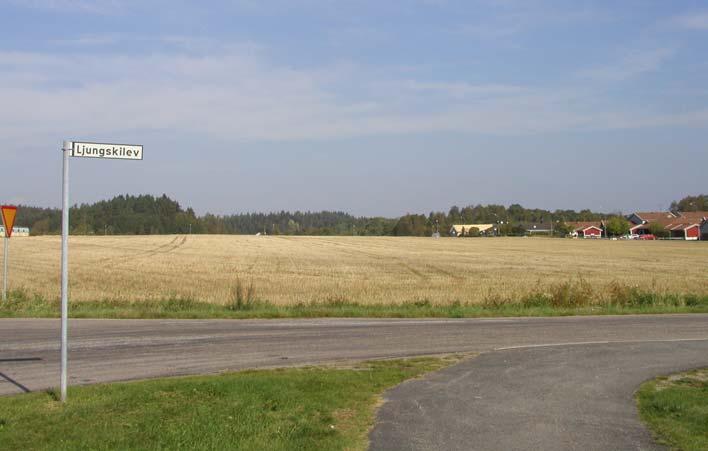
top-left (58, 138), bottom-right (143, 402)
top-left (71, 142), bottom-right (143, 160)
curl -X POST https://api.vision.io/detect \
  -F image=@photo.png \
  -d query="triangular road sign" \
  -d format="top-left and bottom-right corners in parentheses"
top-left (1, 206), bottom-right (17, 238)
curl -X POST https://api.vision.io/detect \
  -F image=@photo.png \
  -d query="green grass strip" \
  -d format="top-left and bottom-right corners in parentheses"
top-left (0, 357), bottom-right (459, 451)
top-left (0, 290), bottom-right (707, 319)
top-left (637, 368), bottom-right (708, 451)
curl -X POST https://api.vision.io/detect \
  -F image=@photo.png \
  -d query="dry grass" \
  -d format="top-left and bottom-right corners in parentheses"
top-left (2, 235), bottom-right (707, 305)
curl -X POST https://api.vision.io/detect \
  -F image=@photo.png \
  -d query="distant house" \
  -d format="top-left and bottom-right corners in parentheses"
top-left (665, 222), bottom-right (701, 240)
top-left (677, 212), bottom-right (708, 240)
top-left (628, 211), bottom-right (706, 240)
top-left (449, 224), bottom-right (494, 237)
top-left (626, 211), bottom-right (677, 225)
top-left (567, 222), bottom-right (603, 239)
top-left (521, 223), bottom-right (553, 235)
top-left (0, 226), bottom-right (30, 237)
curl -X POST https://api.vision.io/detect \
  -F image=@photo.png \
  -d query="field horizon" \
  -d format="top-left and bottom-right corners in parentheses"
top-left (2, 235), bottom-right (706, 307)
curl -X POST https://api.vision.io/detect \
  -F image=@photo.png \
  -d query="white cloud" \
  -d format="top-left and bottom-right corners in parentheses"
top-left (457, 23), bottom-right (523, 40)
top-left (579, 47), bottom-right (675, 82)
top-left (672, 12), bottom-right (708, 30)
top-left (50, 34), bottom-right (131, 47)
top-left (6, 0), bottom-right (127, 14)
top-left (404, 81), bottom-right (526, 98)
top-left (0, 46), bottom-right (704, 145)
top-left (456, 3), bottom-right (608, 41)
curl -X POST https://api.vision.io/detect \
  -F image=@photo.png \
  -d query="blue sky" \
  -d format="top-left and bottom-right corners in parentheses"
top-left (1, 0), bottom-right (707, 216)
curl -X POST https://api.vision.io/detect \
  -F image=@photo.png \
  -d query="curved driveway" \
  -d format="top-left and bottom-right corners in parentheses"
top-left (370, 339), bottom-right (708, 450)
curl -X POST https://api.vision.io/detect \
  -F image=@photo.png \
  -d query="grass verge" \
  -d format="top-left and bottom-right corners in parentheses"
top-left (1, 284), bottom-right (707, 319)
top-left (0, 357), bottom-right (459, 451)
top-left (637, 368), bottom-right (708, 451)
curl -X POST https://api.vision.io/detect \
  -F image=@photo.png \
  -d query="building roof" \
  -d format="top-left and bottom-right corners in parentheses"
top-left (632, 212), bottom-right (677, 223)
top-left (666, 222), bottom-right (700, 231)
top-left (450, 224), bottom-right (494, 234)
top-left (675, 211), bottom-right (708, 223)
top-left (630, 220), bottom-right (699, 232)
top-left (566, 221), bottom-right (602, 232)
top-left (641, 214), bottom-right (687, 226)
top-left (522, 223), bottom-right (553, 231)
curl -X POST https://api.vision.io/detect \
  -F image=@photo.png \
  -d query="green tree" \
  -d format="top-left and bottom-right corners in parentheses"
top-left (510, 224), bottom-right (527, 236)
top-left (286, 219), bottom-right (300, 234)
top-left (670, 194), bottom-right (708, 212)
top-left (31, 218), bottom-right (51, 235)
top-left (448, 206), bottom-right (461, 224)
top-left (554, 221), bottom-right (572, 237)
top-left (605, 216), bottom-right (630, 237)
top-left (12, 196), bottom-right (614, 237)
top-left (648, 222), bottom-right (669, 238)
top-left (393, 214), bottom-right (428, 236)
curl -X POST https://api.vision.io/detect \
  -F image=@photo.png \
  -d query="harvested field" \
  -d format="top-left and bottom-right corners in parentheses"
top-left (2, 235), bottom-right (707, 305)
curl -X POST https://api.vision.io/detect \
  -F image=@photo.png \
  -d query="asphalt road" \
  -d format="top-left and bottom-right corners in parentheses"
top-left (1, 314), bottom-right (707, 397)
top-left (370, 340), bottom-right (708, 451)
top-left (2, 315), bottom-right (708, 450)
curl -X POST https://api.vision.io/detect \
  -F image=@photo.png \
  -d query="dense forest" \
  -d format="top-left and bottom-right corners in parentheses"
top-left (670, 194), bottom-right (708, 212)
top-left (14, 195), bottom-right (393, 236)
top-left (10, 193), bottom-right (704, 237)
top-left (17, 195), bottom-right (200, 235)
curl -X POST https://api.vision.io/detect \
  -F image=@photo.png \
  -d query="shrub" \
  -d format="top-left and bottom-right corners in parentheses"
top-left (520, 293), bottom-right (551, 308)
top-left (413, 299), bottom-right (432, 308)
top-left (548, 279), bottom-right (594, 307)
top-left (230, 276), bottom-right (256, 310)
top-left (684, 294), bottom-right (708, 307)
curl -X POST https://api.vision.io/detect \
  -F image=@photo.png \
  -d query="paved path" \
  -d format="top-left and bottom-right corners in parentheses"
top-left (370, 339), bottom-right (708, 451)
top-left (1, 315), bottom-right (707, 397)
top-left (2, 315), bottom-right (707, 449)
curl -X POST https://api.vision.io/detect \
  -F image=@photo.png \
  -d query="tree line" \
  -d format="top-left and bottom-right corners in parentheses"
top-left (394, 204), bottom-right (607, 237)
top-left (14, 194), bottom-right (395, 236)
top-left (11, 193), bottom-right (703, 237)
top-left (670, 194), bottom-right (708, 212)
top-left (17, 195), bottom-right (199, 235)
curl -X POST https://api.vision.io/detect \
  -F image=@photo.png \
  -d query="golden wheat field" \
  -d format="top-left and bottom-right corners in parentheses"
top-left (2, 235), bottom-right (707, 305)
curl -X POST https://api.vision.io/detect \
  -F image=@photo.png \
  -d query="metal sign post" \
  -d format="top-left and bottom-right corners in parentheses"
top-left (2, 236), bottom-right (7, 300)
top-left (59, 140), bottom-right (143, 403)
top-left (2, 236), bottom-right (9, 301)
top-left (1, 205), bottom-right (18, 301)
top-left (60, 141), bottom-right (70, 402)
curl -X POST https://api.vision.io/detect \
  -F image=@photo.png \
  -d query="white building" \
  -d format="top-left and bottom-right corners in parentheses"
top-left (449, 224), bottom-right (495, 236)
top-left (0, 226), bottom-right (30, 237)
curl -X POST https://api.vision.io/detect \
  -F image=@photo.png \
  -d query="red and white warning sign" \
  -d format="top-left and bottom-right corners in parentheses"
top-left (1, 205), bottom-right (17, 238)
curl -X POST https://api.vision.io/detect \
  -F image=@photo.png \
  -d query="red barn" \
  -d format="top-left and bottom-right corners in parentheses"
top-left (686, 224), bottom-right (700, 240)
top-left (567, 222), bottom-right (603, 239)
top-left (676, 212), bottom-right (708, 240)
top-left (667, 223), bottom-right (701, 240)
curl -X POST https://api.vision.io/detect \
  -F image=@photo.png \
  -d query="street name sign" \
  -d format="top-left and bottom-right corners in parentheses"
top-left (59, 140), bottom-right (143, 403)
top-left (71, 142), bottom-right (143, 160)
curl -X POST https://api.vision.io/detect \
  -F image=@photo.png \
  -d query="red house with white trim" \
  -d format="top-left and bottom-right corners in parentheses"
top-left (567, 222), bottom-right (603, 239)
top-left (670, 223), bottom-right (700, 240)
top-left (628, 211), bottom-right (706, 240)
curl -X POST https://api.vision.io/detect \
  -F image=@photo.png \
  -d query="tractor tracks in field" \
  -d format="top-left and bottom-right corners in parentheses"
top-left (95, 235), bottom-right (188, 264)
top-left (263, 237), bottom-right (293, 274)
top-left (309, 238), bottom-right (441, 281)
top-left (424, 263), bottom-right (464, 281)
top-left (245, 253), bottom-right (261, 272)
top-left (142, 236), bottom-right (187, 258)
